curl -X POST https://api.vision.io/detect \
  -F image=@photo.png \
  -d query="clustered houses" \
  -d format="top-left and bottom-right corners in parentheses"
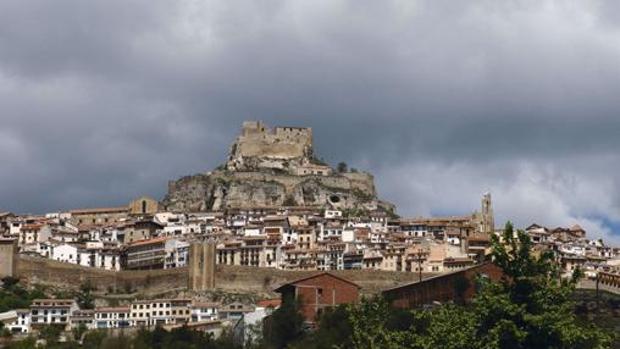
top-left (211, 193), bottom-right (496, 273)
top-left (524, 223), bottom-right (620, 278)
top-left (3, 193), bottom-right (617, 277)
top-left (0, 194), bottom-right (500, 274)
top-left (0, 298), bottom-right (222, 334)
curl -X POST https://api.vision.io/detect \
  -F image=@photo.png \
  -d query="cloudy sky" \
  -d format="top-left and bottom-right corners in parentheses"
top-left (1, 0), bottom-right (619, 243)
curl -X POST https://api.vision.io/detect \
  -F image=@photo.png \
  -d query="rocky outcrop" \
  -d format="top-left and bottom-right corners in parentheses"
top-left (162, 170), bottom-right (386, 211)
top-left (161, 121), bottom-right (394, 212)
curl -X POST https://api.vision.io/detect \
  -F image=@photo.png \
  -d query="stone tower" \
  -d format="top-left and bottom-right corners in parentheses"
top-left (481, 192), bottom-right (495, 235)
top-left (188, 241), bottom-right (216, 291)
top-left (0, 238), bottom-right (17, 278)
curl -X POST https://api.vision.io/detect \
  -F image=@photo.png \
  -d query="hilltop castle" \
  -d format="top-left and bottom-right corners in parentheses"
top-left (226, 121), bottom-right (332, 176)
top-left (162, 121), bottom-right (393, 213)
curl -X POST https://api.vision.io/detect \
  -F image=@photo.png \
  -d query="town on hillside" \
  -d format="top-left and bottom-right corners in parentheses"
top-left (0, 122), bottom-right (618, 342)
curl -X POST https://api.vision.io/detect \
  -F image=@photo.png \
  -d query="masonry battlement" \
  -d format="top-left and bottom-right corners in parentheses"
top-left (229, 121), bottom-right (314, 169)
top-left (240, 121), bottom-right (312, 142)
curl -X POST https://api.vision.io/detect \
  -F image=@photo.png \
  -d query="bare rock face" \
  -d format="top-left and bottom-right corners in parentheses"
top-left (161, 121), bottom-right (394, 212)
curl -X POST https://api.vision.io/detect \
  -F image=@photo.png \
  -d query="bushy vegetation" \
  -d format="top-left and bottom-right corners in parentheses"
top-left (0, 277), bottom-right (46, 313)
top-left (336, 162), bottom-right (348, 173)
top-left (5, 325), bottom-right (236, 349)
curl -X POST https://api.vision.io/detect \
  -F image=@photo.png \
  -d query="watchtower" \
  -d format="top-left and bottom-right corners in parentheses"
top-left (0, 238), bottom-right (17, 278)
top-left (188, 241), bottom-right (216, 291)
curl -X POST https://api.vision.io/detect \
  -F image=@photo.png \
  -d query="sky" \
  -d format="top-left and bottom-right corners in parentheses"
top-left (1, 0), bottom-right (620, 243)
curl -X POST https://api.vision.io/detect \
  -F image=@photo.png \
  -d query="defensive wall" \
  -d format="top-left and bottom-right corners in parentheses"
top-left (16, 256), bottom-right (187, 294)
top-left (233, 121), bottom-right (313, 160)
top-left (15, 255), bottom-right (426, 296)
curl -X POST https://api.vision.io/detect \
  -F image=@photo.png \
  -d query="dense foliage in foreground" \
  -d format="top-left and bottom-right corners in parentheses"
top-left (3, 223), bottom-right (616, 348)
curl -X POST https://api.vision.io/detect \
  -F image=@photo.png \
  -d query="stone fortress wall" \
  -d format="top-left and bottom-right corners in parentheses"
top-left (15, 255), bottom-right (423, 296)
top-left (231, 121), bottom-right (313, 161)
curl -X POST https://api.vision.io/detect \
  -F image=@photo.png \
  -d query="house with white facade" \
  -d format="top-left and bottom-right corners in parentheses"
top-left (94, 306), bottom-right (131, 329)
top-left (0, 309), bottom-right (30, 334)
top-left (52, 243), bottom-right (79, 264)
top-left (29, 299), bottom-right (79, 330)
top-left (191, 302), bottom-right (219, 322)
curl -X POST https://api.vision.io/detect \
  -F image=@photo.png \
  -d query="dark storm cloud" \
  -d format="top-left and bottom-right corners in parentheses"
top-left (1, 0), bottom-right (619, 241)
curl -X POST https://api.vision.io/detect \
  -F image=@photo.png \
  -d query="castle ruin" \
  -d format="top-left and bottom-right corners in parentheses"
top-left (162, 121), bottom-right (394, 213)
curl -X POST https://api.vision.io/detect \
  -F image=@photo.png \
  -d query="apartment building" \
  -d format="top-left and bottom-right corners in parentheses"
top-left (30, 299), bottom-right (79, 330)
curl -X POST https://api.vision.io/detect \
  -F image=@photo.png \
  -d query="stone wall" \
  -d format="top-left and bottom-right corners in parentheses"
top-left (15, 255), bottom-right (426, 296)
top-left (16, 256), bottom-right (187, 293)
top-left (233, 122), bottom-right (312, 161)
top-left (343, 172), bottom-right (376, 196)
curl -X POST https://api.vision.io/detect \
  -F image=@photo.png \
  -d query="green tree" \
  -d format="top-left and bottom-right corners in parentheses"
top-left (473, 221), bottom-right (612, 348)
top-left (340, 222), bottom-right (613, 349)
top-left (71, 323), bottom-right (87, 342)
top-left (294, 305), bottom-right (353, 349)
top-left (39, 324), bottom-right (64, 345)
top-left (4, 336), bottom-right (37, 349)
top-left (1, 276), bottom-right (20, 289)
top-left (347, 297), bottom-right (398, 349)
top-left (264, 295), bottom-right (304, 349)
top-left (0, 322), bottom-right (11, 338)
top-left (83, 329), bottom-right (107, 348)
top-left (336, 162), bottom-right (348, 173)
top-left (0, 278), bottom-right (46, 312)
top-left (76, 281), bottom-right (95, 310)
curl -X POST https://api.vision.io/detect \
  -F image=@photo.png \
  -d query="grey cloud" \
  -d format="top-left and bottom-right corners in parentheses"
top-left (0, 0), bottom-right (619, 241)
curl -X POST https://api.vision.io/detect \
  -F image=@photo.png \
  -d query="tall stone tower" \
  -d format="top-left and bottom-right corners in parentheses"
top-left (188, 241), bottom-right (216, 291)
top-left (481, 192), bottom-right (495, 235)
top-left (0, 238), bottom-right (17, 278)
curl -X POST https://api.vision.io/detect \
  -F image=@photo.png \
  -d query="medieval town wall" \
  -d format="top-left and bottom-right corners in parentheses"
top-left (15, 255), bottom-right (424, 296)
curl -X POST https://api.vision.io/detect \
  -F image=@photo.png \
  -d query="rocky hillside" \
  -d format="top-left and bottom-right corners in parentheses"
top-left (161, 121), bottom-right (394, 212)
